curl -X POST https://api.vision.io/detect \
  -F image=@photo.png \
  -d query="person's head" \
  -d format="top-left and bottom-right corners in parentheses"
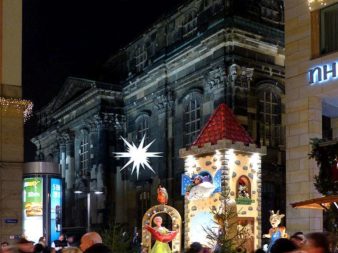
top-left (16, 238), bottom-right (34, 253)
top-left (67, 236), bottom-right (74, 244)
top-left (202, 247), bottom-right (211, 253)
top-left (192, 175), bottom-right (202, 185)
top-left (187, 242), bottom-right (203, 253)
top-left (61, 247), bottom-right (82, 253)
top-left (79, 232), bottom-right (102, 252)
top-left (34, 244), bottom-right (44, 253)
top-left (270, 238), bottom-right (297, 253)
top-left (1, 242), bottom-right (9, 248)
top-left (82, 244), bottom-right (111, 253)
top-left (269, 210), bottom-right (285, 228)
top-left (254, 249), bottom-right (265, 253)
top-left (303, 233), bottom-right (330, 253)
top-left (290, 232), bottom-right (306, 248)
top-left (153, 216), bottom-right (162, 227)
top-left (58, 235), bottom-right (65, 241)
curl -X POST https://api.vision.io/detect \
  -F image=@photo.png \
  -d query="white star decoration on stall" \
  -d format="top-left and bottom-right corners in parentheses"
top-left (114, 136), bottom-right (161, 179)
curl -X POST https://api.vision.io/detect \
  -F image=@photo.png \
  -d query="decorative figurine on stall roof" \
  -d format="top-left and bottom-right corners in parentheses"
top-left (144, 216), bottom-right (178, 253)
top-left (157, 185), bottom-right (168, 205)
top-left (263, 210), bottom-right (288, 253)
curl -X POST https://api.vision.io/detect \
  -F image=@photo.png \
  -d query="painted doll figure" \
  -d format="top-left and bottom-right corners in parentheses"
top-left (157, 185), bottom-right (168, 204)
top-left (145, 216), bottom-right (178, 253)
top-left (186, 174), bottom-right (215, 200)
top-left (263, 210), bottom-right (288, 252)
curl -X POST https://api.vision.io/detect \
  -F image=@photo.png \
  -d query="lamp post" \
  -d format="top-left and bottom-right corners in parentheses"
top-left (74, 189), bottom-right (103, 232)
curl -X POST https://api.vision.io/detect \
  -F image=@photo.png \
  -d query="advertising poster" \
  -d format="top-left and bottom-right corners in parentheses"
top-left (23, 177), bottom-right (43, 243)
top-left (50, 178), bottom-right (62, 243)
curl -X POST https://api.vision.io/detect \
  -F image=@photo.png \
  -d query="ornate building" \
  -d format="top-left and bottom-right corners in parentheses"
top-left (33, 0), bottom-right (285, 233)
top-left (32, 77), bottom-right (123, 228)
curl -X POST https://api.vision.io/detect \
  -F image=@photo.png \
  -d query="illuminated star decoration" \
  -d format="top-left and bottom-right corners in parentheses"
top-left (114, 135), bottom-right (161, 179)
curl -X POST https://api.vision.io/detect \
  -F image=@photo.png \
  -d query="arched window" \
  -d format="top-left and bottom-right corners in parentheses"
top-left (258, 89), bottom-right (282, 147)
top-left (183, 92), bottom-right (202, 146)
top-left (80, 131), bottom-right (89, 172)
top-left (136, 114), bottom-right (150, 144)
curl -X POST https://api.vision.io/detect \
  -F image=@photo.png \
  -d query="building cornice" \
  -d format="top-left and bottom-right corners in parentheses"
top-left (52, 88), bottom-right (121, 119)
top-left (179, 139), bottom-right (266, 158)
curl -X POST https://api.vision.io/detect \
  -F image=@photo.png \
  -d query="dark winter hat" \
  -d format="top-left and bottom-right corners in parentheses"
top-left (189, 242), bottom-right (203, 252)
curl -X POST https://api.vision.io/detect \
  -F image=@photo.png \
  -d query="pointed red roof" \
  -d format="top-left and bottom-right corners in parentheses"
top-left (192, 104), bottom-right (254, 147)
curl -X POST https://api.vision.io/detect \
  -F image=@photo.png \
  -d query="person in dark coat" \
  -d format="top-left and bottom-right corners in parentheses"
top-left (51, 235), bottom-right (68, 253)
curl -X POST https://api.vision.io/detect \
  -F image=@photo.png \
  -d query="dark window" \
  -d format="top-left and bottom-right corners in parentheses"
top-left (321, 3), bottom-right (338, 54)
top-left (184, 97), bottom-right (201, 146)
top-left (322, 115), bottom-right (332, 140)
top-left (259, 90), bottom-right (282, 147)
top-left (136, 114), bottom-right (150, 144)
top-left (80, 133), bottom-right (89, 172)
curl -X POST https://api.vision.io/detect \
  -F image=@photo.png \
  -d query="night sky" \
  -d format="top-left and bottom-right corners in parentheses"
top-left (23, 0), bottom-right (183, 161)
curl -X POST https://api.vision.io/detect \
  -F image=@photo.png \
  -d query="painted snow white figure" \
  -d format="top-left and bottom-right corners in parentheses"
top-left (144, 216), bottom-right (178, 253)
top-left (263, 210), bottom-right (288, 252)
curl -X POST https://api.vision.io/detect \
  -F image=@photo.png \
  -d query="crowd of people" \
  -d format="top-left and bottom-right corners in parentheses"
top-left (0, 231), bottom-right (336, 253)
top-left (0, 232), bottom-right (111, 253)
top-left (183, 231), bottom-right (336, 253)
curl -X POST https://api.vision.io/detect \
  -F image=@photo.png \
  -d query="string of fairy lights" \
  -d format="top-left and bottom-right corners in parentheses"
top-left (0, 97), bottom-right (33, 122)
top-left (307, 0), bottom-right (337, 10)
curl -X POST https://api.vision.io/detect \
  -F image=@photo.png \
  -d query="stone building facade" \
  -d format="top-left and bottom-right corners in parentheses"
top-left (285, 0), bottom-right (338, 233)
top-left (33, 0), bottom-right (285, 233)
top-left (32, 77), bottom-right (124, 229)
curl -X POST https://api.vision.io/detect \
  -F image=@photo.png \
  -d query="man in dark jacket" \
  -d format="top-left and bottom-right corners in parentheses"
top-left (51, 234), bottom-right (67, 253)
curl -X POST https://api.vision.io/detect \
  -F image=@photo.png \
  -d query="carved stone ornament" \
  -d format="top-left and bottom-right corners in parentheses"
top-left (153, 89), bottom-right (175, 112)
top-left (206, 67), bottom-right (225, 89)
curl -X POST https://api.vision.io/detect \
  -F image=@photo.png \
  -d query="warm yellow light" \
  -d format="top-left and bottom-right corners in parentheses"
top-left (185, 155), bottom-right (196, 176)
top-left (308, 0), bottom-right (334, 10)
top-left (213, 150), bottom-right (222, 168)
top-left (249, 153), bottom-right (260, 172)
top-left (0, 97), bottom-right (33, 122)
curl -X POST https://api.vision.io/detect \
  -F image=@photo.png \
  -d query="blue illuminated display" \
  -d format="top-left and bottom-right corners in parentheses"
top-left (309, 61), bottom-right (338, 85)
top-left (50, 178), bottom-right (62, 243)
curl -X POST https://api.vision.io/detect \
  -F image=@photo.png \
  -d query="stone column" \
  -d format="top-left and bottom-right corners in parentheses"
top-left (91, 114), bottom-right (112, 225)
top-left (153, 89), bottom-right (175, 204)
top-left (63, 132), bottom-right (75, 227)
top-left (58, 138), bottom-right (66, 179)
top-left (286, 96), bottom-right (323, 233)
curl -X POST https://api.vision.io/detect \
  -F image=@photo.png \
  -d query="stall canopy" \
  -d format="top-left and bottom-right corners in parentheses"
top-left (291, 195), bottom-right (338, 210)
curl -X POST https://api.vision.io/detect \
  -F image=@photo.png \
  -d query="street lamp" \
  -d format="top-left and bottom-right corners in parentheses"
top-left (74, 189), bottom-right (104, 232)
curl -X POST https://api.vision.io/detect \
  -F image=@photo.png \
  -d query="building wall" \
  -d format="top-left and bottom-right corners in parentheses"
top-left (285, 0), bottom-right (338, 233)
top-left (32, 78), bottom-right (124, 230)
top-left (0, 0), bottom-right (23, 243)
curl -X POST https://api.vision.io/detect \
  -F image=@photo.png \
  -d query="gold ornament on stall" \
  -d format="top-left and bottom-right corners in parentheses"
top-left (0, 97), bottom-right (33, 122)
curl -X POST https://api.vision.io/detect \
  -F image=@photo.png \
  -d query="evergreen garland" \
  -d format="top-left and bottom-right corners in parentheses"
top-left (309, 138), bottom-right (338, 195)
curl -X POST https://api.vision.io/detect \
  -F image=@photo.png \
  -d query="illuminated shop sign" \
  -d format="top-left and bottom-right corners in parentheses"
top-left (309, 61), bottom-right (337, 85)
top-left (23, 177), bottom-right (43, 243)
top-left (50, 178), bottom-right (62, 243)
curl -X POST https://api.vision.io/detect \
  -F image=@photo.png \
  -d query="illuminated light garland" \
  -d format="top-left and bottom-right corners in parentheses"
top-left (0, 97), bottom-right (33, 122)
top-left (307, 0), bottom-right (337, 10)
